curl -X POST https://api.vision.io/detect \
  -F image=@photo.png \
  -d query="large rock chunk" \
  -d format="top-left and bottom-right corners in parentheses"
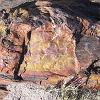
top-left (76, 36), bottom-right (100, 70)
top-left (20, 22), bottom-right (79, 84)
top-left (0, 0), bottom-right (99, 88)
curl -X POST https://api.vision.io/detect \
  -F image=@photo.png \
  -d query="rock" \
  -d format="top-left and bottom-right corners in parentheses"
top-left (0, 0), bottom-right (34, 11)
top-left (76, 36), bottom-right (100, 70)
top-left (0, 1), bottom-right (100, 100)
top-left (19, 22), bottom-right (79, 85)
top-left (0, 0), bottom-right (99, 89)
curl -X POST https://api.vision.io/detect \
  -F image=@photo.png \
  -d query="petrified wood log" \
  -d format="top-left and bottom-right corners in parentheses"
top-left (0, 0), bottom-right (100, 89)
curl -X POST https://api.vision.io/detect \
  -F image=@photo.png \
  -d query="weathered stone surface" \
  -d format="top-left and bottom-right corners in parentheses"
top-left (0, 0), bottom-right (99, 89)
top-left (76, 36), bottom-right (100, 70)
top-left (0, 1), bottom-right (100, 100)
top-left (19, 22), bottom-right (79, 84)
top-left (0, 0), bottom-right (34, 11)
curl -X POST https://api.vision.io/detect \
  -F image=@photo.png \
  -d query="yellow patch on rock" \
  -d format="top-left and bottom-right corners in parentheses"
top-left (0, 20), bottom-right (6, 35)
top-left (20, 22), bottom-right (79, 84)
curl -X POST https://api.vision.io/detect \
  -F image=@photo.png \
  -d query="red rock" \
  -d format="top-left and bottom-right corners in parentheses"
top-left (0, 0), bottom-right (99, 89)
top-left (19, 22), bottom-right (79, 84)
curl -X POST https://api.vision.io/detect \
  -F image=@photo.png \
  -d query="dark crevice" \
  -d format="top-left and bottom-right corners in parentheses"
top-left (0, 84), bottom-right (8, 91)
top-left (52, 0), bottom-right (100, 21)
top-left (85, 58), bottom-right (100, 84)
top-left (6, 28), bottom-right (10, 35)
top-left (72, 30), bottom-right (83, 44)
top-left (14, 38), bottom-right (27, 80)
top-left (27, 31), bottom-right (31, 41)
top-left (13, 30), bottom-right (32, 80)
top-left (76, 86), bottom-right (83, 100)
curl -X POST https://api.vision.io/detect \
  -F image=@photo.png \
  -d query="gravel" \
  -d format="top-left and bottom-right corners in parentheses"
top-left (4, 82), bottom-right (59, 100)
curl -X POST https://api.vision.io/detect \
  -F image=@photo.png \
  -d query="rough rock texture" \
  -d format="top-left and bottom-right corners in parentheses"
top-left (0, 90), bottom-right (8, 100)
top-left (0, 0), bottom-right (100, 100)
top-left (3, 82), bottom-right (100, 100)
top-left (4, 83), bottom-right (59, 100)
top-left (76, 36), bottom-right (100, 70)
top-left (19, 22), bottom-right (79, 85)
top-left (0, 0), bottom-right (34, 11)
top-left (0, 0), bottom-right (100, 91)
